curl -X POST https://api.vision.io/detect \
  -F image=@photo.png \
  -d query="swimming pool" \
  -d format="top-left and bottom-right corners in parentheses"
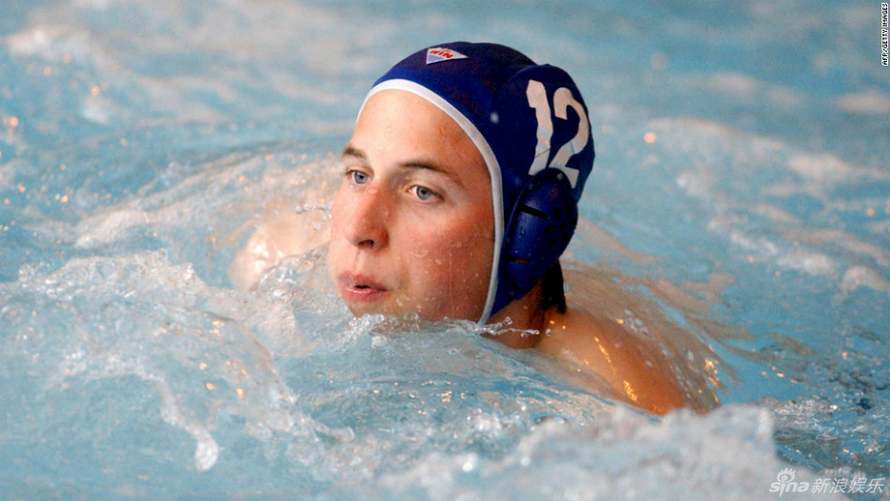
top-left (1, 0), bottom-right (888, 498)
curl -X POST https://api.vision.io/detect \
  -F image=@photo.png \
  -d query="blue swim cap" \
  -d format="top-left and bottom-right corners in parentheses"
top-left (359, 41), bottom-right (595, 323)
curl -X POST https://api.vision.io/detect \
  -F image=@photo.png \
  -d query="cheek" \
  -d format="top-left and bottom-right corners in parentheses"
top-left (329, 188), bottom-right (347, 235)
top-left (411, 218), bottom-right (488, 262)
top-left (448, 222), bottom-right (493, 285)
top-left (401, 217), bottom-right (493, 307)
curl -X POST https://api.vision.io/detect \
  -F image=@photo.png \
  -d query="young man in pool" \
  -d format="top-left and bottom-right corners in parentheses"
top-left (236, 42), bottom-right (693, 415)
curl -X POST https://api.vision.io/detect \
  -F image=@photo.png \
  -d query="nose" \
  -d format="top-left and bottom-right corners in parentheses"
top-left (341, 185), bottom-right (390, 251)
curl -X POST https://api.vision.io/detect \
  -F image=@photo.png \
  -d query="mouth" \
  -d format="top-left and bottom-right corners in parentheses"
top-left (337, 272), bottom-right (390, 302)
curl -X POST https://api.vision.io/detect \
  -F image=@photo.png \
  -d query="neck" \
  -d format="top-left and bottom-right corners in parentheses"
top-left (484, 282), bottom-right (551, 349)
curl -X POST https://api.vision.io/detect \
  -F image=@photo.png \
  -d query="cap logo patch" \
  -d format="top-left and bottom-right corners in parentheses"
top-left (425, 47), bottom-right (468, 64)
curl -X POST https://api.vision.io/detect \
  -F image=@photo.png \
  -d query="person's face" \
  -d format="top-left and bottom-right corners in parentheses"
top-left (328, 90), bottom-right (494, 321)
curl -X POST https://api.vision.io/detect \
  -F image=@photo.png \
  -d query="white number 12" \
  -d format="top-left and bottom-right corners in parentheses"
top-left (525, 79), bottom-right (589, 188)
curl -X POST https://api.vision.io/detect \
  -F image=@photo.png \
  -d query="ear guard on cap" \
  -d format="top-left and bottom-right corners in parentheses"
top-left (493, 168), bottom-right (578, 313)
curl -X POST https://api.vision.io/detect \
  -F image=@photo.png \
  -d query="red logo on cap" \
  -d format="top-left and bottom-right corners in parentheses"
top-left (426, 47), bottom-right (468, 64)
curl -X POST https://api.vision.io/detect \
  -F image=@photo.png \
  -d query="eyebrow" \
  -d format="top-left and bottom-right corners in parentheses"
top-left (341, 144), bottom-right (465, 188)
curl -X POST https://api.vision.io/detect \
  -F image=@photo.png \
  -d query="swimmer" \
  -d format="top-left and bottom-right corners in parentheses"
top-left (233, 42), bottom-right (705, 415)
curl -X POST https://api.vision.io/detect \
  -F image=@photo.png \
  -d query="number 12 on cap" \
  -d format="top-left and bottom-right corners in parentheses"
top-left (526, 79), bottom-right (589, 188)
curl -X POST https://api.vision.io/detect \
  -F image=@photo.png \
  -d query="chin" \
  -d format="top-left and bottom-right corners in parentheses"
top-left (344, 302), bottom-right (384, 317)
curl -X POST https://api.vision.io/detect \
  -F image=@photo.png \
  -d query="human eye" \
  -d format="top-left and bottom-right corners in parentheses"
top-left (345, 168), bottom-right (370, 185)
top-left (410, 184), bottom-right (441, 202)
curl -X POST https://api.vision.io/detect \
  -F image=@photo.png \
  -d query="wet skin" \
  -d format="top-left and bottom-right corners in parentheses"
top-left (328, 90), bottom-right (494, 321)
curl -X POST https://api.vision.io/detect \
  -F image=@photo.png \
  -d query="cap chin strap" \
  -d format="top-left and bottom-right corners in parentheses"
top-left (357, 79), bottom-right (504, 324)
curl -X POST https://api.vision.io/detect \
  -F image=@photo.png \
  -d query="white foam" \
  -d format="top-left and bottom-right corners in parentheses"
top-left (6, 249), bottom-right (342, 472)
top-left (75, 208), bottom-right (151, 247)
top-left (840, 265), bottom-right (890, 295)
top-left (752, 204), bottom-right (800, 224)
top-left (156, 378), bottom-right (220, 471)
top-left (786, 153), bottom-right (853, 184)
top-left (378, 404), bottom-right (831, 500)
top-left (0, 162), bottom-right (14, 190)
top-left (648, 116), bottom-right (786, 159)
top-left (661, 118), bottom-right (886, 288)
top-left (784, 228), bottom-right (890, 269)
top-left (705, 72), bottom-right (758, 96)
top-left (706, 219), bottom-right (839, 279)
top-left (5, 25), bottom-right (97, 64)
top-left (836, 89), bottom-right (890, 115)
top-left (72, 0), bottom-right (118, 10)
top-left (702, 72), bottom-right (802, 108)
top-left (724, 227), bottom-right (780, 258)
top-left (675, 169), bottom-right (713, 200)
top-left (80, 95), bottom-right (113, 124)
top-left (776, 250), bottom-right (837, 277)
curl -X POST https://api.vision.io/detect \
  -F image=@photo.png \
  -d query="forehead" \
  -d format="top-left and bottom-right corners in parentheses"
top-left (350, 90), bottom-right (487, 176)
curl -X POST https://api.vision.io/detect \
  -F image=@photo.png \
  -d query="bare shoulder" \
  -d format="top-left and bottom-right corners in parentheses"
top-left (536, 306), bottom-right (689, 415)
top-left (229, 204), bottom-right (329, 290)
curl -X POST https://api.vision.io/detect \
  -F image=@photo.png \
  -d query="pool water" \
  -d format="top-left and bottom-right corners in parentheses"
top-left (1, 0), bottom-right (888, 499)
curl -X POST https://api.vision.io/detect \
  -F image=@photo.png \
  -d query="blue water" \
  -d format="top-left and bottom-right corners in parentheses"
top-left (1, 0), bottom-right (888, 499)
